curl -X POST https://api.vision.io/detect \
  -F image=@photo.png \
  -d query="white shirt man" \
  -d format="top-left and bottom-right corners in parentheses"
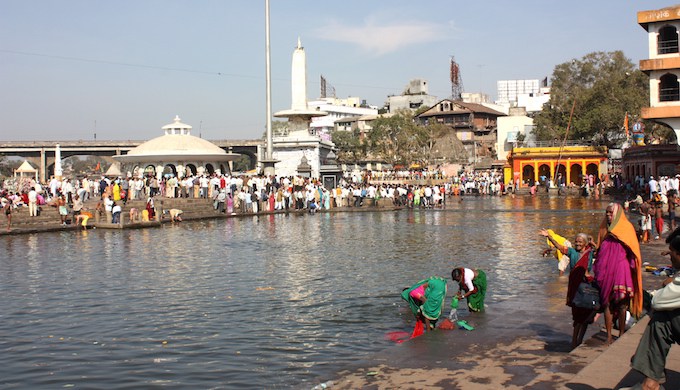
top-left (134, 178), bottom-right (145, 199)
top-left (28, 188), bottom-right (38, 216)
top-left (649, 176), bottom-right (659, 194)
top-left (111, 203), bottom-right (122, 224)
top-left (670, 175), bottom-right (680, 193)
top-left (199, 176), bottom-right (209, 198)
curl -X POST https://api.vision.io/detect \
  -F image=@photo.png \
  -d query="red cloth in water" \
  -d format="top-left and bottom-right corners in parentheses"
top-left (411, 321), bottom-right (424, 338)
top-left (438, 318), bottom-right (455, 330)
top-left (385, 331), bottom-right (410, 343)
top-left (386, 321), bottom-right (426, 344)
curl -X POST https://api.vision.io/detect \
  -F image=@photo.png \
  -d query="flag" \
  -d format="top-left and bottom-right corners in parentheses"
top-left (624, 112), bottom-right (629, 138)
top-left (95, 161), bottom-right (101, 171)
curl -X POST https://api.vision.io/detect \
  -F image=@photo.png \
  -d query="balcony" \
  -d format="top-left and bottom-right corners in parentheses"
top-left (641, 106), bottom-right (680, 119)
top-left (640, 57), bottom-right (680, 72)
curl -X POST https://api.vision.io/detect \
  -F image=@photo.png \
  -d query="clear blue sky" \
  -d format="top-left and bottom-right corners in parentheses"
top-left (0, 1), bottom-right (672, 141)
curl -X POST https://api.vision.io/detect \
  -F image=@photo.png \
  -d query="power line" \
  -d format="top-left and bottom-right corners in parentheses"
top-left (1, 48), bottom-right (441, 96)
top-left (0, 49), bottom-right (260, 79)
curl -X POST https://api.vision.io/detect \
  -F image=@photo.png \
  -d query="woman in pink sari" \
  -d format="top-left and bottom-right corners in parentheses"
top-left (268, 190), bottom-right (275, 212)
top-left (226, 193), bottom-right (234, 214)
top-left (593, 203), bottom-right (643, 345)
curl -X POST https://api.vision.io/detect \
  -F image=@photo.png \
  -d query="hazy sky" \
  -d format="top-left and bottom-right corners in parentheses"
top-left (0, 1), bottom-right (671, 141)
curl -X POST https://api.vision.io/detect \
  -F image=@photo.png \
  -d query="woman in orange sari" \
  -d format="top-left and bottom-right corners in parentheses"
top-left (593, 202), bottom-right (643, 345)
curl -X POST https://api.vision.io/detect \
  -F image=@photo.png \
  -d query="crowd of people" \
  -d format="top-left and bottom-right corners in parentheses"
top-left (2, 169), bottom-right (678, 233)
top-left (0, 168), bottom-right (515, 229)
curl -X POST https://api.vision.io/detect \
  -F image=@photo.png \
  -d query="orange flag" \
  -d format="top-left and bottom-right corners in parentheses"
top-left (624, 112), bottom-right (629, 138)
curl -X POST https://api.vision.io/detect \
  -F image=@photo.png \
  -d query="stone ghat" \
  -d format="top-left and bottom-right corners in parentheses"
top-left (0, 196), bottom-right (399, 235)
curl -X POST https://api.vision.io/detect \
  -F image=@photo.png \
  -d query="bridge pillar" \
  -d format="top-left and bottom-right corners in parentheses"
top-left (40, 149), bottom-right (46, 183)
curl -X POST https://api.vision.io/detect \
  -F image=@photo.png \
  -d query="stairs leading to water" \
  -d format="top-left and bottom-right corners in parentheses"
top-left (6, 196), bottom-right (223, 231)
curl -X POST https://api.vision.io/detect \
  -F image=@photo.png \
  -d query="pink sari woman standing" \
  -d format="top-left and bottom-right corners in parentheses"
top-left (226, 193), bottom-right (234, 214)
top-left (268, 191), bottom-right (275, 211)
top-left (593, 202), bottom-right (643, 345)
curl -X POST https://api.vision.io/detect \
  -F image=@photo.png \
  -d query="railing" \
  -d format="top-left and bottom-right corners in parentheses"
top-left (658, 40), bottom-right (679, 55)
top-left (515, 140), bottom-right (594, 148)
top-left (659, 87), bottom-right (680, 102)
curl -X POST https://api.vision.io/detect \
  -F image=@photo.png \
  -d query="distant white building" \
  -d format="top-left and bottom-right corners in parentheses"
top-left (461, 92), bottom-right (490, 104)
top-left (496, 107), bottom-right (535, 161)
top-left (497, 79), bottom-right (540, 104)
top-left (308, 97), bottom-right (377, 140)
top-left (517, 87), bottom-right (550, 113)
top-left (385, 79), bottom-right (438, 112)
top-left (496, 79), bottom-right (550, 114)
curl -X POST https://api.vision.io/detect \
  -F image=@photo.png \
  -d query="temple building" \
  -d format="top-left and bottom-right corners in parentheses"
top-left (113, 116), bottom-right (240, 178)
top-left (507, 144), bottom-right (608, 188)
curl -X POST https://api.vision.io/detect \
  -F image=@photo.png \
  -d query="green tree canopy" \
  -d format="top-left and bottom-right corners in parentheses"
top-left (533, 51), bottom-right (649, 148)
top-left (330, 128), bottom-right (365, 164)
top-left (331, 110), bottom-right (466, 166)
top-left (367, 110), bottom-right (429, 166)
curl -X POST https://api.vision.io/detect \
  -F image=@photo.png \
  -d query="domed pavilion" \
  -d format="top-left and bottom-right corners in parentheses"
top-left (114, 116), bottom-right (240, 179)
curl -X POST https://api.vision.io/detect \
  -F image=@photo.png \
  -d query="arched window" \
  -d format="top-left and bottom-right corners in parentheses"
top-left (658, 25), bottom-right (679, 54)
top-left (659, 73), bottom-right (680, 102)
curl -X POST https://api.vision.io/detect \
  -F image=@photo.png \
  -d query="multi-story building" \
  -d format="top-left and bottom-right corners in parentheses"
top-left (638, 5), bottom-right (680, 141)
top-left (495, 79), bottom-right (550, 115)
top-left (496, 107), bottom-right (535, 161)
top-left (623, 5), bottom-right (680, 179)
top-left (384, 79), bottom-right (439, 113)
top-left (333, 114), bottom-right (387, 141)
top-left (415, 99), bottom-right (506, 163)
top-left (308, 97), bottom-right (377, 141)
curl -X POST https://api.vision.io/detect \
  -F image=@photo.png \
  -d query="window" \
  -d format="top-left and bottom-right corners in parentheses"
top-left (659, 73), bottom-right (680, 102)
top-left (658, 25), bottom-right (679, 54)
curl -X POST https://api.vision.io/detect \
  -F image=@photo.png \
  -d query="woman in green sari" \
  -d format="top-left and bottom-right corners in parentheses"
top-left (401, 276), bottom-right (448, 331)
top-left (452, 267), bottom-right (487, 312)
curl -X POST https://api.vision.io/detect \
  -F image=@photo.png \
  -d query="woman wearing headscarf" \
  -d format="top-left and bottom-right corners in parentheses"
top-left (401, 276), bottom-right (447, 332)
top-left (594, 202), bottom-right (643, 345)
top-left (540, 230), bottom-right (596, 348)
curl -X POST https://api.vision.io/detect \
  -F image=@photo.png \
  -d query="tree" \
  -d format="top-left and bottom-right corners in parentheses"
top-left (534, 51), bottom-right (649, 148)
top-left (330, 128), bottom-right (364, 164)
top-left (0, 159), bottom-right (23, 178)
top-left (367, 110), bottom-right (428, 166)
top-left (232, 155), bottom-right (252, 172)
top-left (70, 156), bottom-right (108, 175)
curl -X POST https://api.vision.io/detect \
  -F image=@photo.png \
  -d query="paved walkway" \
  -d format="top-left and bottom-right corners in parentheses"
top-left (564, 315), bottom-right (680, 389)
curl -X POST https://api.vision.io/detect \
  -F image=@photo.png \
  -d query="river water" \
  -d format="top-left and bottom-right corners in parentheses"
top-left (0, 196), bottom-right (610, 389)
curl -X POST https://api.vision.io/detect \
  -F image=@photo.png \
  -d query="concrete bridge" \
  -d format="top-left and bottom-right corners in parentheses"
top-left (0, 139), bottom-right (263, 182)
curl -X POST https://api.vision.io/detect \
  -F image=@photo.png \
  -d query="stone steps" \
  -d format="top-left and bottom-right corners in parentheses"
top-left (8, 197), bottom-right (222, 227)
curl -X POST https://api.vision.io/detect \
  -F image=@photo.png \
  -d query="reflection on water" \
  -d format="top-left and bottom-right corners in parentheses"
top-left (0, 196), bottom-right (610, 388)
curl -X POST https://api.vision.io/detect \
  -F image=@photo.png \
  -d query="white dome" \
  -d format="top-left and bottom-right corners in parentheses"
top-left (126, 133), bottom-right (227, 157)
top-left (114, 116), bottom-right (239, 163)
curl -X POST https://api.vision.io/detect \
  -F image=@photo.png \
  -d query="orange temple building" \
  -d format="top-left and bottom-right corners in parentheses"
top-left (507, 144), bottom-right (609, 187)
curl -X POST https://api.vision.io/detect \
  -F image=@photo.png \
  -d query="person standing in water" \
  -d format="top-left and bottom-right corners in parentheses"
top-left (452, 267), bottom-right (487, 312)
top-left (401, 276), bottom-right (448, 331)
